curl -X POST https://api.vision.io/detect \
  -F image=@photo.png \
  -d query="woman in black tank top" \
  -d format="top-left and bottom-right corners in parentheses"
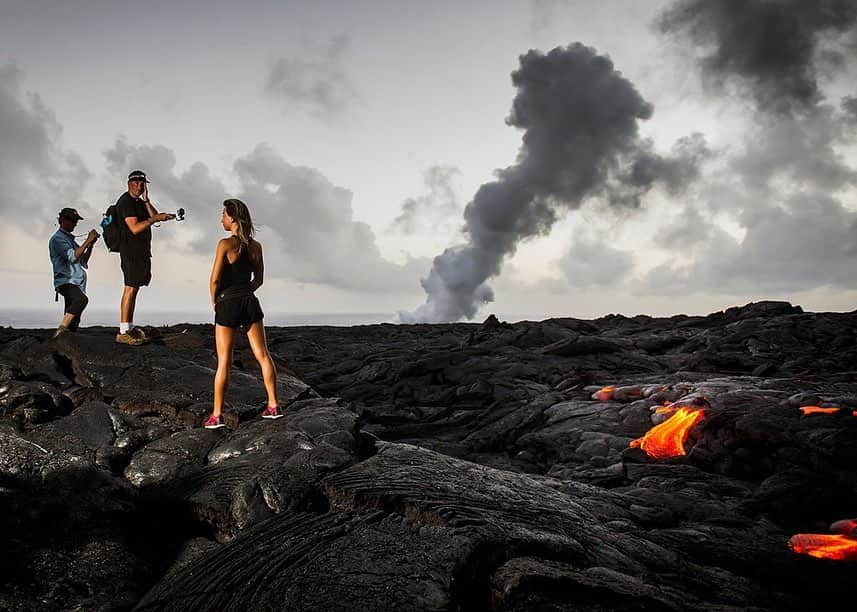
top-left (216, 244), bottom-right (254, 297)
top-left (204, 199), bottom-right (283, 429)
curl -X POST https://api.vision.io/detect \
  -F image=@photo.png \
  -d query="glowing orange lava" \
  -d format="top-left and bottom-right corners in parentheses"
top-left (630, 407), bottom-right (704, 459)
top-left (595, 386), bottom-right (615, 401)
top-left (799, 405), bottom-right (841, 415)
top-left (788, 534), bottom-right (857, 561)
top-left (654, 403), bottom-right (675, 415)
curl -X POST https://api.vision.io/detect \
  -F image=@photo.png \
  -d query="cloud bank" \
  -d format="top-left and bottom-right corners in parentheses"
top-left (637, 0), bottom-right (857, 296)
top-left (0, 65), bottom-right (90, 232)
top-left (105, 140), bottom-right (425, 291)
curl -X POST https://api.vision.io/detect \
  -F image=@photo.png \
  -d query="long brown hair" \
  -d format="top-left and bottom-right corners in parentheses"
top-left (223, 198), bottom-right (255, 253)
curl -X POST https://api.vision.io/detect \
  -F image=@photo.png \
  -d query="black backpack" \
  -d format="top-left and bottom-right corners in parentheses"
top-left (101, 204), bottom-right (123, 252)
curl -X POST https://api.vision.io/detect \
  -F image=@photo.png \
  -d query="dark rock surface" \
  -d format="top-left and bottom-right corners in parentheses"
top-left (2, 301), bottom-right (857, 610)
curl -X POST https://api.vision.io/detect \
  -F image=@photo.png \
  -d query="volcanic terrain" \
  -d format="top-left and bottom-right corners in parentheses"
top-left (1, 300), bottom-right (856, 610)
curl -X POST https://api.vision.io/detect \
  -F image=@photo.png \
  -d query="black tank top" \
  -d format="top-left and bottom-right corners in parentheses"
top-left (217, 241), bottom-right (254, 300)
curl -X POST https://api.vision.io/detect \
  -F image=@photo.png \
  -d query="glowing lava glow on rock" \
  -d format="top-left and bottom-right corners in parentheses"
top-left (799, 406), bottom-right (841, 415)
top-left (595, 386), bottom-right (615, 401)
top-left (788, 534), bottom-right (857, 561)
top-left (630, 407), bottom-right (704, 459)
top-left (831, 519), bottom-right (857, 536)
top-left (654, 402), bottom-right (675, 415)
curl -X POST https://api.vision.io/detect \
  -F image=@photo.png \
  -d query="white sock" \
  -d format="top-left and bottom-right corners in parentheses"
top-left (120, 322), bottom-right (130, 334)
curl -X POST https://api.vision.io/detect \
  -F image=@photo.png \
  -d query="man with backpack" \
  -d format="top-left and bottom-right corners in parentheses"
top-left (112, 170), bottom-right (175, 345)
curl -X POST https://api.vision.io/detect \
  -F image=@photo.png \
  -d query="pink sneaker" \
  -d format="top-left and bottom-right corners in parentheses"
top-left (204, 414), bottom-right (227, 429)
top-left (261, 404), bottom-right (283, 419)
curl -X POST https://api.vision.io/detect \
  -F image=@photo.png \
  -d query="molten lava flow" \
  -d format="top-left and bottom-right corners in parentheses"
top-left (654, 402), bottom-right (675, 415)
top-left (630, 407), bottom-right (704, 459)
top-left (788, 534), bottom-right (857, 561)
top-left (594, 386), bottom-right (615, 401)
top-left (799, 405), bottom-right (841, 415)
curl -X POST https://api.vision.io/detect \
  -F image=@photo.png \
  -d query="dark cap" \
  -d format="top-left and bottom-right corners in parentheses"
top-left (59, 207), bottom-right (84, 221)
top-left (128, 170), bottom-right (150, 183)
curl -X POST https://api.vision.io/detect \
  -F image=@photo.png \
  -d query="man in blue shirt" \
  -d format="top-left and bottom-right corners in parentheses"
top-left (49, 207), bottom-right (99, 337)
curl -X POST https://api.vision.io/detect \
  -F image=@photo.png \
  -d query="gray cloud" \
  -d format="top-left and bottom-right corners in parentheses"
top-left (636, 0), bottom-right (857, 297)
top-left (105, 140), bottom-right (425, 291)
top-left (233, 145), bottom-right (425, 290)
top-left (401, 43), bottom-right (707, 323)
top-left (629, 109), bottom-right (857, 295)
top-left (561, 236), bottom-right (634, 287)
top-left (104, 137), bottom-right (228, 253)
top-left (658, 0), bottom-right (857, 115)
top-left (637, 192), bottom-right (857, 295)
top-left (529, 0), bottom-right (561, 36)
top-left (265, 35), bottom-right (359, 119)
top-left (390, 165), bottom-right (461, 234)
top-left (731, 106), bottom-right (857, 192)
top-left (840, 95), bottom-right (857, 124)
top-left (0, 65), bottom-right (90, 231)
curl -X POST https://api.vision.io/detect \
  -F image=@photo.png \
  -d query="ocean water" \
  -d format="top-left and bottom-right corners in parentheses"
top-left (0, 308), bottom-right (398, 329)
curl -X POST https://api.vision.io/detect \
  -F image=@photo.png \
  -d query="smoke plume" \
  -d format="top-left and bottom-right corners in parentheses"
top-left (401, 43), bottom-right (703, 322)
top-left (658, 0), bottom-right (857, 115)
top-left (635, 0), bottom-right (857, 298)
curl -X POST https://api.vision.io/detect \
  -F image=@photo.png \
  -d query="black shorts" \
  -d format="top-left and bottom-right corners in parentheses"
top-left (120, 252), bottom-right (152, 288)
top-left (215, 294), bottom-right (264, 328)
top-left (56, 283), bottom-right (88, 317)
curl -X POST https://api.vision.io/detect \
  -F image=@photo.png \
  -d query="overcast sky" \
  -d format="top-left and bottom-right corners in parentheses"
top-left (2, 0), bottom-right (857, 323)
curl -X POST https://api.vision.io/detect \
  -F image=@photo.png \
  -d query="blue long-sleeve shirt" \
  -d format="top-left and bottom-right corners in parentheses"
top-left (49, 228), bottom-right (87, 291)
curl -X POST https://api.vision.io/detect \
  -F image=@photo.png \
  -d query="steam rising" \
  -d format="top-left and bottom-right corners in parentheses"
top-left (401, 43), bottom-right (703, 323)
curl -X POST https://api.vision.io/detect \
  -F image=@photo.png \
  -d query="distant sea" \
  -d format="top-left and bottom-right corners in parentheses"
top-left (0, 308), bottom-right (398, 329)
top-left (0, 308), bottom-right (540, 329)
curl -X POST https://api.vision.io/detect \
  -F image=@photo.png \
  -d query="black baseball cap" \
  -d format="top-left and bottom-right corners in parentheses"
top-left (59, 207), bottom-right (84, 221)
top-left (128, 170), bottom-right (150, 183)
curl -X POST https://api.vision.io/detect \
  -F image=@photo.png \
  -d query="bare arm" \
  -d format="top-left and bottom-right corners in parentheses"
top-left (249, 242), bottom-right (264, 292)
top-left (72, 230), bottom-right (99, 261)
top-left (124, 212), bottom-right (172, 235)
top-left (210, 239), bottom-right (229, 309)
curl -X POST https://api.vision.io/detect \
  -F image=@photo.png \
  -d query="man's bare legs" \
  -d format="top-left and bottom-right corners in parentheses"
top-left (246, 320), bottom-right (278, 408)
top-left (121, 285), bottom-right (139, 327)
top-left (213, 324), bottom-right (236, 417)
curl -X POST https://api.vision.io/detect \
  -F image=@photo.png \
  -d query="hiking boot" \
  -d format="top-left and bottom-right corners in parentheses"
top-left (261, 404), bottom-right (283, 419)
top-left (204, 414), bottom-right (227, 429)
top-left (129, 327), bottom-right (148, 341)
top-left (115, 332), bottom-right (144, 346)
top-left (53, 325), bottom-right (70, 339)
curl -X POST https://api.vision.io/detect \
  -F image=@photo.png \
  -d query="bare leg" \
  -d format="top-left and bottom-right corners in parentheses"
top-left (121, 285), bottom-right (139, 324)
top-left (61, 313), bottom-right (76, 327)
top-left (213, 324), bottom-right (236, 417)
top-left (246, 320), bottom-right (278, 407)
